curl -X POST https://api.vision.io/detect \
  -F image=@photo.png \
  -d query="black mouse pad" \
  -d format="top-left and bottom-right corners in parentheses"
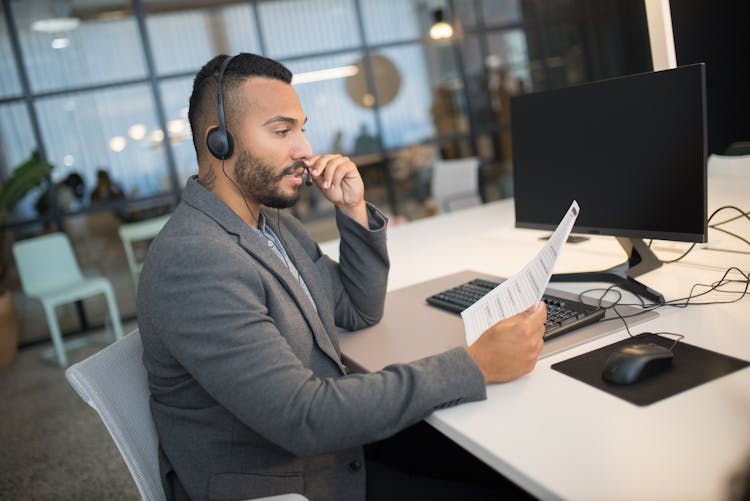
top-left (551, 333), bottom-right (749, 406)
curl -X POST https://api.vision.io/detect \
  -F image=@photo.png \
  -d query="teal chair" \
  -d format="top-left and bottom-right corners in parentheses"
top-left (12, 232), bottom-right (123, 367)
top-left (118, 214), bottom-right (170, 292)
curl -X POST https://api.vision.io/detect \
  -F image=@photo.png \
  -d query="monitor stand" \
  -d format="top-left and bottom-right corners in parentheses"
top-left (549, 237), bottom-right (665, 304)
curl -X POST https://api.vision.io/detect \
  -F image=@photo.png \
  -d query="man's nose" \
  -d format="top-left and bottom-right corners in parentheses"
top-left (291, 132), bottom-right (313, 159)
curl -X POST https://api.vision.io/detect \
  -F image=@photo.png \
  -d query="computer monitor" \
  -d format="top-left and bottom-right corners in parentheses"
top-left (510, 64), bottom-right (707, 304)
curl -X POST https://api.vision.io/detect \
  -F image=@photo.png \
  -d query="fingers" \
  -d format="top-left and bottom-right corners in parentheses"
top-left (490, 302), bottom-right (546, 339)
top-left (526, 300), bottom-right (546, 316)
top-left (508, 301), bottom-right (546, 330)
top-left (306, 154), bottom-right (356, 190)
top-left (528, 301), bottom-right (547, 346)
top-left (305, 154), bottom-right (367, 224)
top-left (529, 301), bottom-right (547, 325)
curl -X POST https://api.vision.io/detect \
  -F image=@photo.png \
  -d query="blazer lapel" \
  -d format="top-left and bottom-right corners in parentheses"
top-left (239, 232), bottom-right (346, 373)
top-left (262, 213), bottom-right (345, 369)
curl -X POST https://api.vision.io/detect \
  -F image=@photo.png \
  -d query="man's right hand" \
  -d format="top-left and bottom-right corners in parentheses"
top-left (466, 303), bottom-right (547, 384)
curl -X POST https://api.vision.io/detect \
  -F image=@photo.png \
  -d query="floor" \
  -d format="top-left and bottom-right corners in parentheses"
top-left (0, 321), bottom-right (140, 500)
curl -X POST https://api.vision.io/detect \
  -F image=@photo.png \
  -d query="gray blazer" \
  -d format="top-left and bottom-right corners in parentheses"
top-left (138, 177), bottom-right (486, 501)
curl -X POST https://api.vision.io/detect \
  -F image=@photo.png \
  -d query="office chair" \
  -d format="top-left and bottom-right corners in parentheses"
top-left (430, 157), bottom-right (483, 214)
top-left (12, 232), bottom-right (123, 368)
top-left (66, 330), bottom-right (308, 501)
top-left (118, 214), bottom-right (170, 292)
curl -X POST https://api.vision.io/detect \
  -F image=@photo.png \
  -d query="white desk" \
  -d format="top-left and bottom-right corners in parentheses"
top-left (320, 172), bottom-right (750, 500)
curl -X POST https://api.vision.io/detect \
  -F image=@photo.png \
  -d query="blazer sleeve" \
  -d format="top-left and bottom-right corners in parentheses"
top-left (279, 202), bottom-right (389, 331)
top-left (328, 203), bottom-right (390, 330)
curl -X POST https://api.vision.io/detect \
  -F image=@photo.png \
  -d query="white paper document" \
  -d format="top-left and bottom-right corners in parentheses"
top-left (461, 200), bottom-right (580, 346)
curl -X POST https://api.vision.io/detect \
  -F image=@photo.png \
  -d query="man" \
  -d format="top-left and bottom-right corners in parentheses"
top-left (138, 53), bottom-right (546, 501)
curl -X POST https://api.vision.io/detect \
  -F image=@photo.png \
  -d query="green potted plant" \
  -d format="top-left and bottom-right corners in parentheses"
top-left (0, 151), bottom-right (53, 371)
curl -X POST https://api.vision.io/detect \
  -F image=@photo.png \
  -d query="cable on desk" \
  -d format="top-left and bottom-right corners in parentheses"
top-left (578, 266), bottom-right (749, 313)
top-left (576, 267), bottom-right (749, 348)
top-left (649, 205), bottom-right (750, 263)
top-left (576, 286), bottom-right (685, 349)
top-left (709, 226), bottom-right (750, 249)
top-left (710, 206), bottom-right (750, 227)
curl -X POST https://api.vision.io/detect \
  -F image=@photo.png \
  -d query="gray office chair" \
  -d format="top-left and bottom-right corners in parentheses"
top-left (431, 157), bottom-right (483, 213)
top-left (65, 330), bottom-right (308, 501)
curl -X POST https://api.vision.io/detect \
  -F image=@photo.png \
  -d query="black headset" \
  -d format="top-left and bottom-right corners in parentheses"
top-left (206, 54), bottom-right (237, 160)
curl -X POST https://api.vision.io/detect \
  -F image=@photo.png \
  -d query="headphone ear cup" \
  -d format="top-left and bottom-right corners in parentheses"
top-left (224, 131), bottom-right (234, 159)
top-left (207, 127), bottom-right (234, 160)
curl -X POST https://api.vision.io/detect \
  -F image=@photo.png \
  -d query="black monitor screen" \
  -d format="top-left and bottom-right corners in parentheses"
top-left (511, 64), bottom-right (707, 243)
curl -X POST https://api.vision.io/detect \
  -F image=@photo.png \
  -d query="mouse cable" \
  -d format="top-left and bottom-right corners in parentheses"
top-left (648, 205), bottom-right (750, 264)
top-left (582, 286), bottom-right (685, 350)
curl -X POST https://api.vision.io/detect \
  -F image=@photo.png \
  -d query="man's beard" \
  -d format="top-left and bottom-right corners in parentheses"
top-left (233, 146), bottom-right (304, 209)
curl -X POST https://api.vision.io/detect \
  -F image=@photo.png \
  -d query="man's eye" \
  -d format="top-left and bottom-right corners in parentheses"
top-left (275, 129), bottom-right (290, 136)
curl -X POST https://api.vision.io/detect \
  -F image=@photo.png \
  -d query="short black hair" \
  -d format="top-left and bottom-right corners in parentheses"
top-left (188, 53), bottom-right (293, 160)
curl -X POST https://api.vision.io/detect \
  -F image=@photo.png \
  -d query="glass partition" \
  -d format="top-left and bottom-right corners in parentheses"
top-left (11, 2), bottom-right (147, 94)
top-left (0, 103), bottom-right (40, 224)
top-left (359, 0), bottom-right (420, 45)
top-left (159, 78), bottom-right (197, 188)
top-left (482, 0), bottom-right (523, 25)
top-left (453, 0), bottom-right (478, 28)
top-left (0, 12), bottom-right (22, 98)
top-left (371, 45), bottom-right (437, 149)
top-left (258, 0), bottom-right (360, 59)
top-left (146, 3), bottom-right (261, 76)
top-left (286, 52), bottom-right (379, 156)
top-left (34, 84), bottom-right (169, 212)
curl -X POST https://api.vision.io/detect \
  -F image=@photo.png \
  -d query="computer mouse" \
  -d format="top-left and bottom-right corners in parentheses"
top-left (602, 342), bottom-right (674, 385)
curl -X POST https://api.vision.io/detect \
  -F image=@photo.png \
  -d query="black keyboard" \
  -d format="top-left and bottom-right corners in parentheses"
top-left (426, 278), bottom-right (605, 340)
